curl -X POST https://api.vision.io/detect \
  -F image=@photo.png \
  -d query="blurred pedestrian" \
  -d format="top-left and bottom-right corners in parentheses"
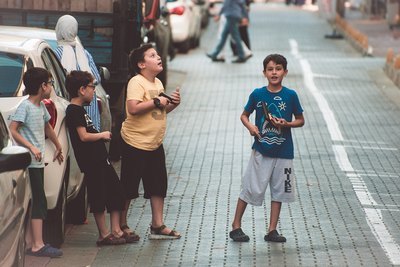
top-left (10, 67), bottom-right (64, 258)
top-left (54, 14), bottom-right (101, 132)
top-left (206, 0), bottom-right (249, 63)
top-left (216, 14), bottom-right (252, 61)
top-left (119, 44), bottom-right (181, 239)
top-left (230, 0), bottom-right (252, 56)
top-left (229, 54), bottom-right (305, 242)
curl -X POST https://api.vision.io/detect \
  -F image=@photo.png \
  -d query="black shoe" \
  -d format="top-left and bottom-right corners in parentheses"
top-left (229, 228), bottom-right (250, 242)
top-left (206, 53), bottom-right (225, 62)
top-left (232, 57), bottom-right (247, 63)
top-left (264, 230), bottom-right (286, 243)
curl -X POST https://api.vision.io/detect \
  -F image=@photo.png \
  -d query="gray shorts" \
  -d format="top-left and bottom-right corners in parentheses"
top-left (239, 150), bottom-right (296, 206)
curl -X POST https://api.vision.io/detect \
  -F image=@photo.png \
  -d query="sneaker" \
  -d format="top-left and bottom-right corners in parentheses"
top-left (232, 57), bottom-right (247, 63)
top-left (206, 53), bottom-right (225, 62)
top-left (26, 244), bottom-right (63, 258)
top-left (264, 230), bottom-right (286, 243)
top-left (229, 228), bottom-right (250, 242)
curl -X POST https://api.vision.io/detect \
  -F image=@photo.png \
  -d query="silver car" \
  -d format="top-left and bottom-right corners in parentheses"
top-left (0, 25), bottom-right (112, 133)
top-left (0, 33), bottom-right (85, 248)
top-left (0, 111), bottom-right (31, 267)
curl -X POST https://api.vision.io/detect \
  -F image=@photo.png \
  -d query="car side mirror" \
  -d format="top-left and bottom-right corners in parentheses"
top-left (99, 66), bottom-right (110, 81)
top-left (0, 146), bottom-right (31, 173)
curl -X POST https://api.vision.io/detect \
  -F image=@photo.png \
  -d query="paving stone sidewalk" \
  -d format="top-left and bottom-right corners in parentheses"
top-left (43, 2), bottom-right (400, 266)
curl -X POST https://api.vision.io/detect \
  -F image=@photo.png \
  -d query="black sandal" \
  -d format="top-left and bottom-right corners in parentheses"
top-left (229, 228), bottom-right (250, 242)
top-left (149, 225), bottom-right (181, 240)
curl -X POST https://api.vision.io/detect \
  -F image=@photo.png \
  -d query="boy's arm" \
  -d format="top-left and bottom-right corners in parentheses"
top-left (75, 126), bottom-right (111, 143)
top-left (9, 121), bottom-right (42, 162)
top-left (45, 122), bottom-right (64, 164)
top-left (240, 110), bottom-right (261, 139)
top-left (127, 96), bottom-right (170, 115)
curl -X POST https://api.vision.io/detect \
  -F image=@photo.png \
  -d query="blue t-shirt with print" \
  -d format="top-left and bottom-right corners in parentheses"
top-left (244, 86), bottom-right (303, 159)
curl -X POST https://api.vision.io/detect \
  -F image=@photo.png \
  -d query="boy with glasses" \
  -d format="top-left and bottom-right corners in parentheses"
top-left (65, 70), bottom-right (139, 246)
top-left (10, 67), bottom-right (64, 257)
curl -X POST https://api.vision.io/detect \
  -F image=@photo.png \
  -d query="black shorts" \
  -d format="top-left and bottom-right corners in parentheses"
top-left (120, 139), bottom-right (167, 199)
top-left (29, 168), bottom-right (47, 219)
top-left (84, 159), bottom-right (125, 213)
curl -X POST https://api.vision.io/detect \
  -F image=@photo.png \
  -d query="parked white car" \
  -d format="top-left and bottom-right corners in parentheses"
top-left (0, 26), bottom-right (112, 133)
top-left (0, 112), bottom-right (31, 267)
top-left (167, 0), bottom-right (202, 53)
top-left (0, 33), bottom-right (85, 247)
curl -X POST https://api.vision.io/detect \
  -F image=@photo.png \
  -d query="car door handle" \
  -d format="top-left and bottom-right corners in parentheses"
top-left (12, 179), bottom-right (17, 188)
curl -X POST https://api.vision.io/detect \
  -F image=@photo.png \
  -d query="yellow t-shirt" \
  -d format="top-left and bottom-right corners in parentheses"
top-left (121, 74), bottom-right (166, 151)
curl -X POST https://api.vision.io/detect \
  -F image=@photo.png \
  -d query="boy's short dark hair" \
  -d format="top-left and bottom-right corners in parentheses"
top-left (65, 70), bottom-right (94, 98)
top-left (128, 43), bottom-right (154, 76)
top-left (263, 54), bottom-right (288, 71)
top-left (23, 67), bottom-right (52, 95)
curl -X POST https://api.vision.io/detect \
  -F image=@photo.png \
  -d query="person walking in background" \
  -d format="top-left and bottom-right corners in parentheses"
top-left (230, 0), bottom-right (252, 57)
top-left (216, 14), bottom-right (252, 62)
top-left (54, 14), bottom-right (101, 132)
top-left (65, 70), bottom-right (140, 246)
top-left (206, 0), bottom-right (249, 63)
top-left (229, 54), bottom-right (305, 242)
top-left (119, 44), bottom-right (181, 239)
top-left (10, 67), bottom-right (64, 258)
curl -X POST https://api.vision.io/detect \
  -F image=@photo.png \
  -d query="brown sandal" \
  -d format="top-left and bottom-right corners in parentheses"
top-left (121, 231), bottom-right (140, 243)
top-left (96, 234), bottom-right (126, 246)
top-left (120, 225), bottom-right (140, 242)
top-left (149, 225), bottom-right (181, 240)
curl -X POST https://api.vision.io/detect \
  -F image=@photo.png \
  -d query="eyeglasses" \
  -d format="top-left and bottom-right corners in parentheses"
top-left (46, 80), bottom-right (55, 86)
top-left (85, 81), bottom-right (98, 89)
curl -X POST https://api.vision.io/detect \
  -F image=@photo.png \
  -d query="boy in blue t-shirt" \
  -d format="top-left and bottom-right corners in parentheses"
top-left (229, 54), bottom-right (305, 242)
top-left (10, 67), bottom-right (64, 257)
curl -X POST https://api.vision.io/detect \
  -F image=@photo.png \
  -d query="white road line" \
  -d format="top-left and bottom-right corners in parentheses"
top-left (290, 39), bottom-right (400, 265)
top-left (342, 145), bottom-right (398, 151)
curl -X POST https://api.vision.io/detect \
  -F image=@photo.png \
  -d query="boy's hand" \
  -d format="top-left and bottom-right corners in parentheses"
top-left (157, 96), bottom-right (170, 108)
top-left (102, 131), bottom-right (112, 142)
top-left (271, 117), bottom-right (288, 127)
top-left (53, 147), bottom-right (64, 164)
top-left (248, 124), bottom-right (261, 139)
top-left (30, 146), bottom-right (42, 162)
top-left (169, 88), bottom-right (181, 106)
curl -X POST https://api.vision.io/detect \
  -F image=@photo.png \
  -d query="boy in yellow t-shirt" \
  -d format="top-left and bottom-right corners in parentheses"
top-left (120, 44), bottom-right (181, 239)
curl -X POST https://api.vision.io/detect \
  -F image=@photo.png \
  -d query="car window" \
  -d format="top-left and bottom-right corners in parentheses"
top-left (41, 48), bottom-right (68, 99)
top-left (0, 52), bottom-right (24, 97)
top-left (0, 114), bottom-right (11, 151)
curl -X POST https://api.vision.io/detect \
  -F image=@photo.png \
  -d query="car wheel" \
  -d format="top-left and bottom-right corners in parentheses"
top-left (43, 170), bottom-right (67, 248)
top-left (178, 40), bottom-right (190, 53)
top-left (66, 178), bottom-right (88, 225)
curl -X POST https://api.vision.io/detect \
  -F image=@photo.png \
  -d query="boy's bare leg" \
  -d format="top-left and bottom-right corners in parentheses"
top-left (93, 212), bottom-right (110, 240)
top-left (110, 211), bottom-right (123, 236)
top-left (30, 219), bottom-right (45, 251)
top-left (268, 201), bottom-right (282, 233)
top-left (150, 196), bottom-right (180, 235)
top-left (232, 198), bottom-right (248, 230)
top-left (120, 200), bottom-right (131, 232)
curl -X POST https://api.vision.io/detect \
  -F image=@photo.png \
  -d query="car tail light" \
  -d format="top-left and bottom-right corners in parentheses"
top-left (169, 6), bottom-right (185, 15)
top-left (97, 97), bottom-right (103, 114)
top-left (42, 99), bottom-right (57, 129)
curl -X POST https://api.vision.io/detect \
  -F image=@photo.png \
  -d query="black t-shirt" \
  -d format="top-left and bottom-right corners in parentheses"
top-left (65, 104), bottom-right (108, 172)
